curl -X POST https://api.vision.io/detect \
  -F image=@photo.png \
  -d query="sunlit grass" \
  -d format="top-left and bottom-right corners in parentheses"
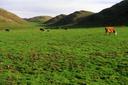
top-left (0, 27), bottom-right (128, 85)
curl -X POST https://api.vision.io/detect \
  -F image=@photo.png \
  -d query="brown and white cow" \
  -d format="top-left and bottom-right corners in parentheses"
top-left (105, 27), bottom-right (117, 35)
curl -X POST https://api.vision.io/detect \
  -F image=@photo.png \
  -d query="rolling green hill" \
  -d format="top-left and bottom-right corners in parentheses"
top-left (45, 0), bottom-right (128, 28)
top-left (50, 10), bottom-right (93, 26)
top-left (25, 16), bottom-right (52, 24)
top-left (46, 10), bottom-right (93, 27)
top-left (76, 0), bottom-right (128, 27)
top-left (0, 8), bottom-right (31, 29)
top-left (45, 14), bottom-right (66, 25)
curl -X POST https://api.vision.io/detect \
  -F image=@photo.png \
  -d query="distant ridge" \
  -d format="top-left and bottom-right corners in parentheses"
top-left (25, 16), bottom-right (52, 24)
top-left (45, 14), bottom-right (66, 25)
top-left (75, 0), bottom-right (128, 27)
top-left (45, 10), bottom-right (93, 26)
top-left (51, 10), bottom-right (93, 26)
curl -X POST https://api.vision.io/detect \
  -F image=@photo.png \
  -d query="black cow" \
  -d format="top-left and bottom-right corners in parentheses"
top-left (40, 28), bottom-right (45, 31)
top-left (5, 29), bottom-right (10, 32)
top-left (64, 27), bottom-right (68, 30)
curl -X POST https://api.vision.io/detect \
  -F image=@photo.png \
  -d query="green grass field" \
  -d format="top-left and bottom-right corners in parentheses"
top-left (0, 27), bottom-right (128, 85)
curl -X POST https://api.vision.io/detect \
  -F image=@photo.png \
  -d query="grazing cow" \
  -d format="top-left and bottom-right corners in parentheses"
top-left (105, 27), bottom-right (117, 35)
top-left (62, 27), bottom-right (68, 30)
top-left (40, 28), bottom-right (45, 31)
top-left (5, 28), bottom-right (10, 32)
top-left (64, 27), bottom-right (68, 30)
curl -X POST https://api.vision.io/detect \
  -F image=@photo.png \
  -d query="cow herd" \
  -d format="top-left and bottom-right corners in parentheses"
top-left (3, 26), bottom-right (117, 36)
top-left (40, 26), bottom-right (117, 35)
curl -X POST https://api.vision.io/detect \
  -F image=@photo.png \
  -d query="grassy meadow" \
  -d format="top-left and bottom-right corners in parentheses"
top-left (0, 27), bottom-right (128, 85)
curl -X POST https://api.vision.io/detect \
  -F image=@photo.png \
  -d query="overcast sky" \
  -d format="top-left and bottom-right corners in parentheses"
top-left (0, 0), bottom-right (123, 18)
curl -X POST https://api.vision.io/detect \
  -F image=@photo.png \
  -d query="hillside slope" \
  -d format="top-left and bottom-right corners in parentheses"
top-left (76, 0), bottom-right (128, 27)
top-left (0, 8), bottom-right (29, 29)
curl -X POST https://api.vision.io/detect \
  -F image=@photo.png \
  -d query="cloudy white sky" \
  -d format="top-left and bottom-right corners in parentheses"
top-left (0, 0), bottom-right (123, 18)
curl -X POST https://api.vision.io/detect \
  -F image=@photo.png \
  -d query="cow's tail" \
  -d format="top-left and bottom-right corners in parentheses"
top-left (113, 30), bottom-right (117, 35)
top-left (114, 32), bottom-right (117, 35)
